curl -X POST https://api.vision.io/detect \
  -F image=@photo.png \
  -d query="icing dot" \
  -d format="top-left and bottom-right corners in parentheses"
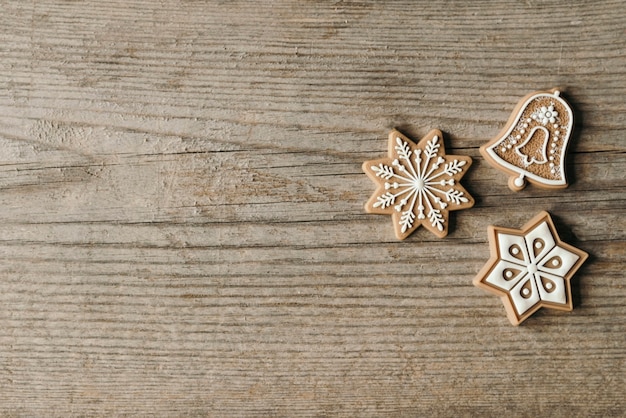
top-left (522, 288), bottom-right (530, 296)
top-left (513, 177), bottom-right (524, 188)
top-left (516, 135), bottom-right (521, 140)
top-left (501, 147), bottom-right (507, 152)
top-left (511, 139), bottom-right (517, 144)
top-left (511, 247), bottom-right (519, 255)
top-left (523, 123), bottom-right (529, 128)
top-left (555, 131), bottom-right (560, 136)
top-left (526, 118), bottom-right (531, 123)
top-left (506, 144), bottom-right (512, 149)
top-left (549, 156), bottom-right (554, 161)
top-left (546, 282), bottom-right (553, 290)
top-left (549, 163), bottom-right (554, 168)
top-left (520, 129), bottom-right (525, 134)
top-left (553, 124), bottom-right (559, 128)
top-left (550, 169), bottom-right (556, 174)
top-left (535, 241), bottom-right (542, 249)
top-left (550, 149), bottom-right (556, 154)
top-left (552, 259), bottom-right (559, 266)
top-left (505, 270), bottom-right (513, 278)
top-left (551, 143), bottom-right (557, 148)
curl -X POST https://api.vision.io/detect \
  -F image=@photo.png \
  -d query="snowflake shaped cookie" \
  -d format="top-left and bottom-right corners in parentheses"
top-left (363, 129), bottom-right (474, 239)
top-left (474, 211), bottom-right (588, 325)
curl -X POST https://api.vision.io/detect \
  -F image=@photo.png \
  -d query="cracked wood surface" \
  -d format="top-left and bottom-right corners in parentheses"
top-left (0, 0), bottom-right (624, 416)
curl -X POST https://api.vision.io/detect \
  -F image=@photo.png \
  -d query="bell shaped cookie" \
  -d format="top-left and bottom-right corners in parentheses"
top-left (480, 89), bottom-right (574, 191)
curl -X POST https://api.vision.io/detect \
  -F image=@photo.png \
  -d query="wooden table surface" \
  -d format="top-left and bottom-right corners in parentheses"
top-left (0, 1), bottom-right (624, 416)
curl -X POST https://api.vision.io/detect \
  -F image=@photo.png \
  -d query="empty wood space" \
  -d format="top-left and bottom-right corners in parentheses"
top-left (0, 1), bottom-right (624, 416)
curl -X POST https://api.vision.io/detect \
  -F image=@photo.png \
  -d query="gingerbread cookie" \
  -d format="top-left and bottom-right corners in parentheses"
top-left (473, 211), bottom-right (588, 325)
top-left (363, 129), bottom-right (474, 240)
top-left (480, 89), bottom-right (574, 191)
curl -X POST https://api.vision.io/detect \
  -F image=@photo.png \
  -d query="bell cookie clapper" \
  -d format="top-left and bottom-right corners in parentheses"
top-left (480, 89), bottom-right (574, 191)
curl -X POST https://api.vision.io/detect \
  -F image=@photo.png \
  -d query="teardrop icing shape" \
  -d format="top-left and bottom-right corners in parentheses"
top-left (502, 267), bottom-right (521, 281)
top-left (539, 276), bottom-right (557, 293)
top-left (480, 89), bottom-right (574, 191)
top-left (520, 279), bottom-right (533, 299)
top-left (542, 255), bottom-right (563, 270)
top-left (508, 244), bottom-right (525, 261)
top-left (532, 238), bottom-right (545, 258)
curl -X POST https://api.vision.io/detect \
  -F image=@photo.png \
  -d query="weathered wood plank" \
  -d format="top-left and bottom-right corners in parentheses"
top-left (0, 0), bottom-right (624, 415)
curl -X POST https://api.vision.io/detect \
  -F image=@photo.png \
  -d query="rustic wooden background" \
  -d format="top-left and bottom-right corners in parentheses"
top-left (0, 0), bottom-right (624, 416)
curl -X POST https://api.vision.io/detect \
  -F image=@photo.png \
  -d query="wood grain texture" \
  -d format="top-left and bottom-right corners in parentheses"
top-left (0, 0), bottom-right (624, 415)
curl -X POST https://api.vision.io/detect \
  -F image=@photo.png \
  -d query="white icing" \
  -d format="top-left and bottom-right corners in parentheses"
top-left (538, 245), bottom-right (580, 277)
top-left (534, 104), bottom-right (558, 125)
top-left (485, 260), bottom-right (525, 291)
top-left (515, 126), bottom-right (550, 165)
top-left (496, 231), bottom-right (529, 265)
top-left (535, 272), bottom-right (566, 304)
top-left (372, 134), bottom-right (471, 235)
top-left (510, 274), bottom-right (540, 316)
top-left (523, 220), bottom-right (555, 262)
top-left (485, 91), bottom-right (573, 187)
top-left (484, 216), bottom-right (581, 318)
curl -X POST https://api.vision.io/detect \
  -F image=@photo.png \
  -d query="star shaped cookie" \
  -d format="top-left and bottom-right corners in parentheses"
top-left (474, 211), bottom-right (588, 325)
top-left (363, 129), bottom-right (474, 239)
